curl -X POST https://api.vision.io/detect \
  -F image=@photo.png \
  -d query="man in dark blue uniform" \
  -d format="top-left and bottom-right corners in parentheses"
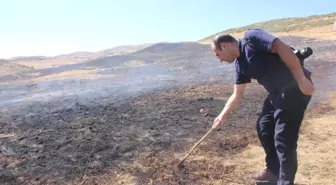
top-left (210, 29), bottom-right (314, 185)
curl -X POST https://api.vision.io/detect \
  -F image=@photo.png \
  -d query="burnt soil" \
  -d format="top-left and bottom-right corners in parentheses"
top-left (0, 83), bottom-right (265, 185)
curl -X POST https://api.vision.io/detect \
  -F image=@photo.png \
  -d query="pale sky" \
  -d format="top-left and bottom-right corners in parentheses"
top-left (0, 0), bottom-right (334, 59)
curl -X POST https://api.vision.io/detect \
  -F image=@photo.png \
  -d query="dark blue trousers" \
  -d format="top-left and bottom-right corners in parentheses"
top-left (256, 83), bottom-right (312, 185)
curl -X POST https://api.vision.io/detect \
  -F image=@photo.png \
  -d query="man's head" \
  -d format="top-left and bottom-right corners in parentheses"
top-left (211, 34), bottom-right (240, 63)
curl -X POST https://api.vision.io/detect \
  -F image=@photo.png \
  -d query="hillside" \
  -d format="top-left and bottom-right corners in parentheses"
top-left (5, 44), bottom-right (153, 62)
top-left (199, 12), bottom-right (335, 43)
top-left (0, 59), bottom-right (34, 76)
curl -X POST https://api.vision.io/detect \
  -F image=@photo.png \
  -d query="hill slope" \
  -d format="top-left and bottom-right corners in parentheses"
top-left (199, 12), bottom-right (335, 43)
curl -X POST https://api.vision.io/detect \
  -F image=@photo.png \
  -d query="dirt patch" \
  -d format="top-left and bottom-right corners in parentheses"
top-left (128, 157), bottom-right (236, 185)
top-left (306, 100), bottom-right (336, 118)
top-left (198, 134), bottom-right (254, 157)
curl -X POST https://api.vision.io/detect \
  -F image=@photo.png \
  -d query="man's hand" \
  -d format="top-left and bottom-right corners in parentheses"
top-left (271, 38), bottom-right (315, 96)
top-left (298, 77), bottom-right (315, 95)
top-left (212, 114), bottom-right (226, 130)
top-left (211, 84), bottom-right (246, 130)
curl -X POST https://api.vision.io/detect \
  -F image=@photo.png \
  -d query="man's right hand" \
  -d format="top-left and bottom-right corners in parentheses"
top-left (298, 77), bottom-right (315, 96)
top-left (211, 84), bottom-right (247, 130)
top-left (212, 114), bottom-right (226, 130)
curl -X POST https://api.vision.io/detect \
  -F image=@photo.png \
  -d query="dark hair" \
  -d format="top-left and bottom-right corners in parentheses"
top-left (213, 34), bottom-right (236, 50)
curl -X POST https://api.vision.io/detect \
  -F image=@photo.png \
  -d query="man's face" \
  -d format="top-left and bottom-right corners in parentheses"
top-left (211, 43), bottom-right (236, 63)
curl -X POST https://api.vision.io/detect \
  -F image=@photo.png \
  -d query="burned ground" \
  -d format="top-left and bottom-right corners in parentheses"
top-left (1, 79), bottom-right (335, 185)
top-left (0, 83), bottom-right (266, 185)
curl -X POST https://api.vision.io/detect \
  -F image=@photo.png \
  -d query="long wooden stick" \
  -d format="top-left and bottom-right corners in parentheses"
top-left (177, 127), bottom-right (214, 167)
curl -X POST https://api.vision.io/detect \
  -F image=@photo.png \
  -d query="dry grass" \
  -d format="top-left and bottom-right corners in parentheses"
top-left (199, 25), bottom-right (336, 44)
top-left (0, 70), bottom-right (118, 86)
top-left (15, 58), bottom-right (90, 70)
top-left (123, 60), bottom-right (147, 67)
top-left (227, 129), bottom-right (336, 185)
top-left (223, 144), bottom-right (265, 178)
top-left (295, 115), bottom-right (336, 185)
top-left (329, 92), bottom-right (336, 107)
top-left (275, 25), bottom-right (336, 40)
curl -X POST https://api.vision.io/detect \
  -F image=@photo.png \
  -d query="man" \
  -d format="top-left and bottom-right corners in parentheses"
top-left (210, 29), bottom-right (314, 185)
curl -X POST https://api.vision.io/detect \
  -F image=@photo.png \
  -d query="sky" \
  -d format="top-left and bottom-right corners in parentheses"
top-left (0, 0), bottom-right (335, 58)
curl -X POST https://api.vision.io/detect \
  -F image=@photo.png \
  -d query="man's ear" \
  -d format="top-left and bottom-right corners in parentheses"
top-left (220, 42), bottom-right (226, 49)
